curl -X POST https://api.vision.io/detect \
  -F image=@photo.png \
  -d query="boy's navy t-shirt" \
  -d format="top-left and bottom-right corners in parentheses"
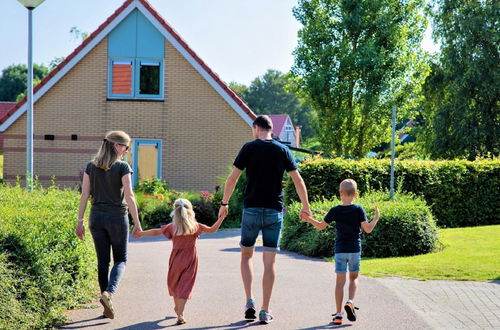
top-left (324, 204), bottom-right (367, 253)
top-left (233, 139), bottom-right (298, 211)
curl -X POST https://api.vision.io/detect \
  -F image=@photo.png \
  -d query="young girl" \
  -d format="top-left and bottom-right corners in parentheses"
top-left (136, 198), bottom-right (225, 325)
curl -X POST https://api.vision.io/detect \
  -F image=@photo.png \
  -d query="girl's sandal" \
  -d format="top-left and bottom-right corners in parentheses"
top-left (176, 317), bottom-right (186, 325)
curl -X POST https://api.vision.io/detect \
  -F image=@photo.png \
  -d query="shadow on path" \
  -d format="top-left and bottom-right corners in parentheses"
top-left (113, 316), bottom-right (176, 329)
top-left (59, 315), bottom-right (110, 329)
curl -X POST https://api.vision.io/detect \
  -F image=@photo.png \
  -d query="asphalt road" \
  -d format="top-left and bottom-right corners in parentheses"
top-left (62, 230), bottom-right (430, 330)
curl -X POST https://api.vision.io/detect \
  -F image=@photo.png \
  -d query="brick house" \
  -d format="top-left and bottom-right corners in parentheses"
top-left (0, 102), bottom-right (16, 151)
top-left (268, 114), bottom-right (300, 147)
top-left (0, 0), bottom-right (257, 190)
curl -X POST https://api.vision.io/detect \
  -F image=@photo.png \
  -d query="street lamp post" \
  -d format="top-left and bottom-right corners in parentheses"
top-left (17, 0), bottom-right (45, 191)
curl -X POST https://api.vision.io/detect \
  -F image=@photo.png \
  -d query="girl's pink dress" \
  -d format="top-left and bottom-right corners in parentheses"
top-left (161, 223), bottom-right (209, 299)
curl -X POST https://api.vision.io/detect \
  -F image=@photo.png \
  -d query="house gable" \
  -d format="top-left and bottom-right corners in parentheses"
top-left (0, 0), bottom-right (255, 132)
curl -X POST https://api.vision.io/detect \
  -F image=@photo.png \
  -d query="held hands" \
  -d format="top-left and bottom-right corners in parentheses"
top-left (374, 205), bottom-right (380, 220)
top-left (218, 205), bottom-right (229, 220)
top-left (132, 226), bottom-right (144, 239)
top-left (299, 207), bottom-right (311, 222)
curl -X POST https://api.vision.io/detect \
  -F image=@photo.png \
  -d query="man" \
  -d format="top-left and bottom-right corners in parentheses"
top-left (218, 115), bottom-right (311, 324)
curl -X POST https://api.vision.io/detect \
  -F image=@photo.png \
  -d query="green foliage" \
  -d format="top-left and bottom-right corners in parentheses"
top-left (135, 178), bottom-right (170, 195)
top-left (420, 0), bottom-right (499, 159)
top-left (0, 253), bottom-right (29, 329)
top-left (292, 0), bottom-right (429, 157)
top-left (282, 192), bottom-right (438, 258)
top-left (229, 70), bottom-right (315, 139)
top-left (376, 142), bottom-right (430, 160)
top-left (285, 158), bottom-right (500, 227)
top-left (0, 64), bottom-right (49, 101)
top-left (0, 185), bottom-right (96, 328)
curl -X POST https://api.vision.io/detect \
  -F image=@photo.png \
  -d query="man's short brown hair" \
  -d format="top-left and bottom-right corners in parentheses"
top-left (339, 179), bottom-right (357, 196)
top-left (253, 115), bottom-right (273, 131)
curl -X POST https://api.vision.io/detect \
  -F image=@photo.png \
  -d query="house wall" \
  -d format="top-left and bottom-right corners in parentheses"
top-left (3, 36), bottom-right (251, 191)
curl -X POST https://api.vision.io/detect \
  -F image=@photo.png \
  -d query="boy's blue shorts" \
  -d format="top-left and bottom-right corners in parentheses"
top-left (240, 208), bottom-right (283, 252)
top-left (334, 252), bottom-right (361, 273)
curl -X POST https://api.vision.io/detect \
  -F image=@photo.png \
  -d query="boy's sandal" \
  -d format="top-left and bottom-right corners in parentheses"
top-left (332, 314), bottom-right (343, 325)
top-left (344, 302), bottom-right (359, 321)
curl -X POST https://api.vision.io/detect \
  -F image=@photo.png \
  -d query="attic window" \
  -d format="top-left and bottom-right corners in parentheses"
top-left (111, 61), bottom-right (133, 95)
top-left (139, 61), bottom-right (160, 96)
top-left (108, 58), bottom-right (163, 99)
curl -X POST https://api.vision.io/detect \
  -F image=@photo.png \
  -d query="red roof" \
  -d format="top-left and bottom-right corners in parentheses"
top-left (0, 102), bottom-right (16, 121)
top-left (0, 0), bottom-right (256, 127)
top-left (268, 114), bottom-right (291, 136)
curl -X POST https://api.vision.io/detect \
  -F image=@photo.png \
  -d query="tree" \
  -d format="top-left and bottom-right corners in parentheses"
top-left (228, 81), bottom-right (248, 99)
top-left (423, 0), bottom-right (499, 159)
top-left (237, 69), bottom-right (315, 138)
top-left (292, 0), bottom-right (429, 157)
top-left (0, 64), bottom-right (49, 102)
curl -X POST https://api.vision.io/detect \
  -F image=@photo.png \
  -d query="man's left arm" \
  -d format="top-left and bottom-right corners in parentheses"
top-left (288, 170), bottom-right (311, 219)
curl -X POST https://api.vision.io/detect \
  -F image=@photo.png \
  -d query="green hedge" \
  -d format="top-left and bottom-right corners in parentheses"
top-left (0, 185), bottom-right (96, 329)
top-left (282, 192), bottom-right (438, 258)
top-left (285, 158), bottom-right (499, 227)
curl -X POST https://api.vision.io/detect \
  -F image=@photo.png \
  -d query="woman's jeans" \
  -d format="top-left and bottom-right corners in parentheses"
top-left (89, 210), bottom-right (129, 294)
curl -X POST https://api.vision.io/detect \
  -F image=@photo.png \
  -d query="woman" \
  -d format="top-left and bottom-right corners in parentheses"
top-left (75, 130), bottom-right (142, 319)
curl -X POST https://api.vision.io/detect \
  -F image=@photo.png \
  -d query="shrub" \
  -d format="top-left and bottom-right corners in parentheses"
top-left (284, 158), bottom-right (499, 227)
top-left (0, 184), bottom-right (96, 328)
top-left (0, 253), bottom-right (29, 329)
top-left (135, 194), bottom-right (173, 229)
top-left (282, 192), bottom-right (438, 258)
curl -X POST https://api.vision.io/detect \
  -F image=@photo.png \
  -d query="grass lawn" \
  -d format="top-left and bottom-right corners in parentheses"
top-left (361, 225), bottom-right (500, 281)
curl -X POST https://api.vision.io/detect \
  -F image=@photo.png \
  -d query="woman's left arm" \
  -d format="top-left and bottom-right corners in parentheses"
top-left (122, 173), bottom-right (143, 234)
top-left (75, 173), bottom-right (90, 240)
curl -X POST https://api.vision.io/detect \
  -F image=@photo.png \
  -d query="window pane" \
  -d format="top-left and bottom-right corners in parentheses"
top-left (139, 63), bottom-right (160, 95)
top-left (112, 62), bottom-right (132, 95)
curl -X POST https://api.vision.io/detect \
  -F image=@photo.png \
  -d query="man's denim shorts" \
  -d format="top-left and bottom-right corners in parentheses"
top-left (334, 252), bottom-right (361, 273)
top-left (240, 208), bottom-right (283, 252)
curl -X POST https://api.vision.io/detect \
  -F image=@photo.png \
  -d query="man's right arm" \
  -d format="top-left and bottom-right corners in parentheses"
top-left (288, 170), bottom-right (311, 218)
top-left (217, 167), bottom-right (242, 219)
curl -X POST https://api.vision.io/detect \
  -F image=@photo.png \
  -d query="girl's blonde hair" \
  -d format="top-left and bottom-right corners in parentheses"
top-left (171, 198), bottom-right (198, 236)
top-left (92, 131), bottom-right (131, 171)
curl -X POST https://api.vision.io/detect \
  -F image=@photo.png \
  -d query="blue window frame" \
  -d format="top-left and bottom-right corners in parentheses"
top-left (108, 58), bottom-right (163, 100)
top-left (131, 139), bottom-right (163, 187)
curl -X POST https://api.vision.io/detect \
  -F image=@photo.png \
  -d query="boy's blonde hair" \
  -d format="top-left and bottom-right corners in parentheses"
top-left (93, 131), bottom-right (131, 171)
top-left (171, 198), bottom-right (198, 236)
top-left (339, 179), bottom-right (357, 196)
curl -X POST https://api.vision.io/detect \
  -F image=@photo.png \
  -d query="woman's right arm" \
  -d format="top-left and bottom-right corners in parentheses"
top-left (75, 173), bottom-right (90, 240)
top-left (122, 173), bottom-right (143, 233)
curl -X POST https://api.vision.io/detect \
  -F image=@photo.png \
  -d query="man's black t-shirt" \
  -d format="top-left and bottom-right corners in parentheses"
top-left (233, 139), bottom-right (298, 211)
top-left (324, 204), bottom-right (367, 253)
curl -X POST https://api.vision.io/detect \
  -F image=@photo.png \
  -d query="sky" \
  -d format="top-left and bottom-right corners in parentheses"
top-left (0, 0), bottom-right (439, 86)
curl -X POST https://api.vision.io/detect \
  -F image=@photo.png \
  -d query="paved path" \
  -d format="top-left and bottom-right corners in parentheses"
top-left (375, 277), bottom-right (500, 329)
top-left (64, 229), bottom-right (488, 330)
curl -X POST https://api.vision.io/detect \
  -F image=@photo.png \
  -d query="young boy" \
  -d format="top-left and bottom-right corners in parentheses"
top-left (301, 179), bottom-right (380, 325)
